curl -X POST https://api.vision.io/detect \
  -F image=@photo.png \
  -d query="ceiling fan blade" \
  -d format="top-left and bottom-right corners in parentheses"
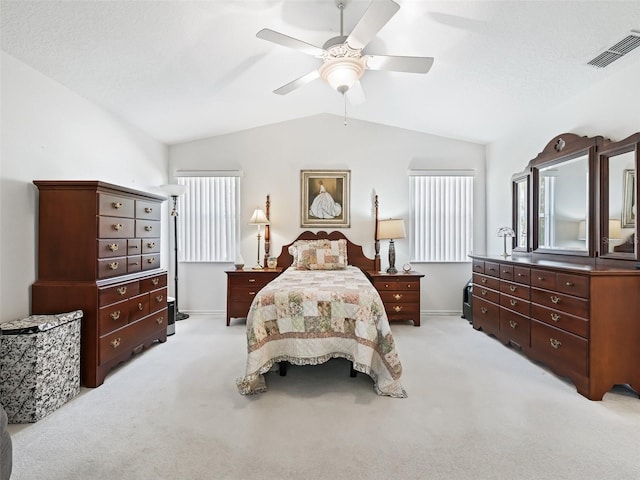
top-left (366, 55), bottom-right (434, 74)
top-left (273, 70), bottom-right (320, 95)
top-left (346, 81), bottom-right (366, 105)
top-left (256, 29), bottom-right (325, 57)
top-left (346, 0), bottom-right (400, 50)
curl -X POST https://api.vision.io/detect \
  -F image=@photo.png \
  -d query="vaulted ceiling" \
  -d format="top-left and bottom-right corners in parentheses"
top-left (2, 1), bottom-right (639, 145)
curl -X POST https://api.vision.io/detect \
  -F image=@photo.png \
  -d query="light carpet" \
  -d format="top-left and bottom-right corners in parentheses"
top-left (6, 315), bottom-right (640, 480)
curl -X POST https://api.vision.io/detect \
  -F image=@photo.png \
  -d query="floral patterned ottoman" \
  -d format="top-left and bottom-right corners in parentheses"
top-left (0, 310), bottom-right (82, 423)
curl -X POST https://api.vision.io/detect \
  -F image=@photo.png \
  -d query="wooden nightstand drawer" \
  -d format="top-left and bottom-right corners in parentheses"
top-left (372, 279), bottom-right (420, 291)
top-left (377, 291), bottom-right (419, 304)
top-left (368, 271), bottom-right (424, 326)
top-left (226, 269), bottom-right (283, 325)
top-left (386, 305), bottom-right (419, 322)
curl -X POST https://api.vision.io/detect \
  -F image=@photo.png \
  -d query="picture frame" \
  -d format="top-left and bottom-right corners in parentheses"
top-left (300, 170), bottom-right (350, 228)
top-left (621, 169), bottom-right (636, 228)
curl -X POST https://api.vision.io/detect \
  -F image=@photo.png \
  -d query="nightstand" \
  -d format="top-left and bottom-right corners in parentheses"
top-left (225, 268), bottom-right (282, 326)
top-left (367, 271), bottom-right (424, 326)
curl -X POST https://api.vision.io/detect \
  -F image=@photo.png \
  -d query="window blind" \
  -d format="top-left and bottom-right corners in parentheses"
top-left (409, 173), bottom-right (474, 262)
top-left (176, 174), bottom-right (240, 262)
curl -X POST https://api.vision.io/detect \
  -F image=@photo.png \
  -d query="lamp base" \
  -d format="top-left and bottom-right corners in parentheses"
top-left (386, 267), bottom-right (398, 274)
top-left (252, 264), bottom-right (264, 270)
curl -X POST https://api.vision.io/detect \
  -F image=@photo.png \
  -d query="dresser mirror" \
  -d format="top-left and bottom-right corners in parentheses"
top-left (598, 133), bottom-right (639, 260)
top-left (511, 173), bottom-right (529, 251)
top-left (536, 152), bottom-right (590, 253)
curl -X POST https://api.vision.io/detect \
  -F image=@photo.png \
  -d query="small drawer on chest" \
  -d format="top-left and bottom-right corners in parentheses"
top-left (141, 254), bottom-right (160, 270)
top-left (377, 291), bottom-right (419, 305)
top-left (99, 299), bottom-right (129, 336)
top-left (98, 193), bottom-right (135, 218)
top-left (500, 280), bottom-right (530, 300)
top-left (473, 273), bottom-right (500, 291)
top-left (97, 257), bottom-right (128, 279)
top-left (149, 288), bottom-right (168, 314)
top-left (136, 200), bottom-right (161, 221)
top-left (99, 280), bottom-right (140, 306)
top-left (98, 217), bottom-right (135, 238)
top-left (531, 270), bottom-right (588, 298)
top-left (500, 309), bottom-right (530, 348)
top-left (140, 273), bottom-right (167, 292)
top-left (129, 293), bottom-right (150, 322)
top-left (531, 288), bottom-right (588, 318)
top-left (473, 284), bottom-right (500, 304)
top-left (98, 239), bottom-right (127, 258)
top-left (141, 238), bottom-right (160, 254)
top-left (136, 220), bottom-right (160, 238)
top-left (530, 303), bottom-right (589, 338)
top-left (531, 320), bottom-right (587, 378)
top-left (372, 278), bottom-right (420, 291)
top-left (500, 293), bottom-right (530, 317)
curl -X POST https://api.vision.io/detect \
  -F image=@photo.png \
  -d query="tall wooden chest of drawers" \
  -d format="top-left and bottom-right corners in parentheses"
top-left (31, 181), bottom-right (168, 387)
top-left (470, 254), bottom-right (640, 400)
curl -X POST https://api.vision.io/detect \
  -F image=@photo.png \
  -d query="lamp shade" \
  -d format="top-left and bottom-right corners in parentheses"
top-left (249, 208), bottom-right (269, 225)
top-left (159, 183), bottom-right (187, 197)
top-left (378, 219), bottom-right (406, 240)
top-left (577, 220), bottom-right (587, 240)
top-left (608, 219), bottom-right (622, 239)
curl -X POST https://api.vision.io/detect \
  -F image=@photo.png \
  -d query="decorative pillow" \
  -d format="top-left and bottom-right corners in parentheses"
top-left (292, 239), bottom-right (348, 270)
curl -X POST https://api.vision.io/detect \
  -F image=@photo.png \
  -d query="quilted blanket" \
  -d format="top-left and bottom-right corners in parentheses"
top-left (236, 266), bottom-right (406, 397)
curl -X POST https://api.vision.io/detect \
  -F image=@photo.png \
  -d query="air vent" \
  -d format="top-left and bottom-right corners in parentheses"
top-left (588, 30), bottom-right (640, 68)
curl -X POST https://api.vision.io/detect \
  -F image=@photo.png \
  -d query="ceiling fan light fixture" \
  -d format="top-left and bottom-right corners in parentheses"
top-left (319, 57), bottom-right (366, 94)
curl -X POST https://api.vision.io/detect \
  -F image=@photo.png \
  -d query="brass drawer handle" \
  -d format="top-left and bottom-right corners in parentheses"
top-left (130, 261), bottom-right (139, 266)
top-left (248, 278), bottom-right (256, 283)
top-left (156, 295), bottom-right (164, 302)
top-left (509, 320), bottom-right (518, 329)
top-left (249, 291), bottom-right (256, 295)
top-left (385, 284), bottom-right (390, 288)
top-left (481, 289), bottom-right (487, 296)
top-left (502, 270), bottom-right (509, 274)
top-left (147, 242), bottom-right (156, 248)
top-left (550, 295), bottom-right (560, 304)
top-left (156, 317), bottom-right (164, 324)
top-left (108, 243), bottom-right (119, 252)
top-left (481, 278), bottom-right (487, 284)
top-left (517, 273), bottom-right (523, 277)
top-left (550, 313), bottom-right (560, 322)
top-left (538, 276), bottom-right (544, 281)
top-left (509, 285), bottom-right (516, 292)
top-left (109, 262), bottom-right (119, 270)
top-left (510, 299), bottom-right (517, 307)
top-left (144, 225), bottom-right (153, 231)
top-left (113, 223), bottom-right (123, 231)
top-left (117, 286), bottom-right (127, 295)
top-left (110, 337), bottom-right (121, 348)
top-left (393, 294), bottom-right (403, 300)
top-left (406, 284), bottom-right (412, 289)
top-left (112, 202), bottom-right (123, 210)
top-left (393, 306), bottom-right (403, 313)
top-left (565, 281), bottom-right (574, 286)
top-left (110, 310), bottom-right (121, 321)
top-left (145, 207), bottom-right (153, 213)
top-left (488, 267), bottom-right (495, 272)
top-left (138, 302), bottom-right (144, 311)
top-left (130, 244), bottom-right (139, 249)
top-left (147, 257), bottom-right (156, 264)
top-left (481, 307), bottom-right (488, 314)
top-left (152, 278), bottom-right (159, 286)
top-left (549, 338), bottom-right (562, 349)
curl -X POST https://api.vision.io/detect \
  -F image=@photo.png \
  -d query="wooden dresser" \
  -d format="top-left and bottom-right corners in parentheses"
top-left (226, 268), bottom-right (282, 325)
top-left (31, 181), bottom-right (168, 387)
top-left (470, 254), bottom-right (640, 400)
top-left (367, 271), bottom-right (424, 326)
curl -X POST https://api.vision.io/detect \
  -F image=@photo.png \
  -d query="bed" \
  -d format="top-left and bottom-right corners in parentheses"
top-left (236, 230), bottom-right (407, 398)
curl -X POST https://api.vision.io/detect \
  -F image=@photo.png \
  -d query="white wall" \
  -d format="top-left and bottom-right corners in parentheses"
top-left (169, 114), bottom-right (486, 317)
top-left (486, 60), bottom-right (640, 248)
top-left (0, 53), bottom-right (169, 322)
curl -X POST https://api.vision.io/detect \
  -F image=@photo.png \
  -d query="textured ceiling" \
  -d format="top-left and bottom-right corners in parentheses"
top-left (2, 1), bottom-right (639, 145)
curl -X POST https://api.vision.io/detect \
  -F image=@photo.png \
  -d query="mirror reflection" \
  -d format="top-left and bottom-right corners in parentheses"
top-left (538, 154), bottom-right (589, 251)
top-left (515, 178), bottom-right (527, 248)
top-left (607, 150), bottom-right (635, 254)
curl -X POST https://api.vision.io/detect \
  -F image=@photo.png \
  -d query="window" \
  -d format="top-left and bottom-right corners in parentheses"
top-left (409, 172), bottom-right (474, 262)
top-left (175, 172), bottom-right (241, 262)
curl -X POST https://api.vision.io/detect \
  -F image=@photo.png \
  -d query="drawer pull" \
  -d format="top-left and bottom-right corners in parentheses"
top-left (144, 225), bottom-right (153, 231)
top-left (147, 257), bottom-right (156, 264)
top-left (147, 242), bottom-right (156, 248)
top-left (481, 307), bottom-right (488, 314)
top-left (110, 338), bottom-right (121, 348)
top-left (481, 289), bottom-right (487, 296)
top-left (509, 285), bottom-right (516, 292)
top-left (502, 270), bottom-right (509, 274)
top-left (385, 284), bottom-right (390, 288)
top-left (550, 295), bottom-right (560, 304)
top-left (248, 278), bottom-right (256, 283)
top-left (538, 276), bottom-right (544, 281)
top-left (110, 311), bottom-right (121, 321)
top-left (549, 338), bottom-right (562, 349)
top-left (145, 207), bottom-right (153, 213)
top-left (550, 313), bottom-right (560, 322)
top-left (152, 278), bottom-right (159, 286)
top-left (108, 243), bottom-right (119, 252)
top-left (510, 299), bottom-right (517, 306)
top-left (393, 306), bottom-right (403, 313)
top-left (156, 317), bottom-right (164, 325)
top-left (138, 302), bottom-right (144, 311)
top-left (249, 291), bottom-right (256, 295)
top-left (406, 284), bottom-right (412, 289)
top-left (130, 261), bottom-right (139, 266)
top-left (509, 320), bottom-right (518, 329)
top-left (156, 295), bottom-right (164, 302)
top-left (112, 202), bottom-right (123, 210)
top-left (117, 286), bottom-right (127, 295)
top-left (109, 262), bottom-right (119, 270)
top-left (565, 281), bottom-right (574, 286)
top-left (489, 267), bottom-right (495, 271)
top-left (517, 273), bottom-right (523, 277)
top-left (130, 244), bottom-right (139, 249)
top-left (113, 223), bottom-right (123, 231)
top-left (481, 278), bottom-right (487, 284)
top-left (393, 294), bottom-right (403, 301)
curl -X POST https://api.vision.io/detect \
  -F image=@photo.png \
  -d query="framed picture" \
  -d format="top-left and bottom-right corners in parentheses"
top-left (300, 170), bottom-right (350, 228)
top-left (622, 169), bottom-right (636, 228)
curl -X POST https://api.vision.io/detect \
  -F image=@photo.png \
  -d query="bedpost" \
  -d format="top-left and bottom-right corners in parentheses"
top-left (264, 194), bottom-right (271, 267)
top-left (374, 194), bottom-right (380, 272)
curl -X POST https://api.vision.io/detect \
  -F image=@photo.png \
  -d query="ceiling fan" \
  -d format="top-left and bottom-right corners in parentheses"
top-left (256, 0), bottom-right (434, 104)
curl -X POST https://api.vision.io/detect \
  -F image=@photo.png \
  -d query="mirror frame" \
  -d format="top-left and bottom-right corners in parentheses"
top-left (511, 171), bottom-right (530, 252)
top-left (526, 133), bottom-right (601, 258)
top-left (597, 132), bottom-right (640, 261)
